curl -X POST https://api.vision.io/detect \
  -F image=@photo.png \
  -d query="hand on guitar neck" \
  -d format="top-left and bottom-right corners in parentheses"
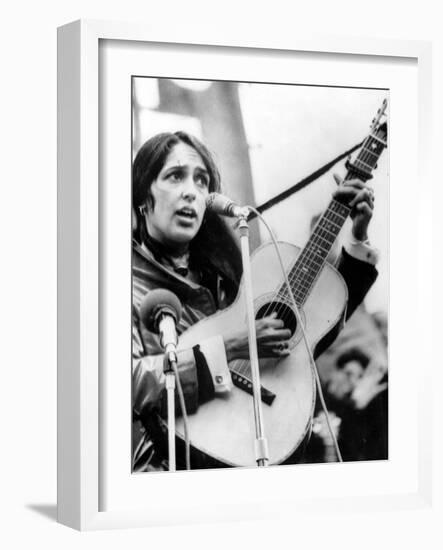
top-left (332, 174), bottom-right (375, 242)
top-left (223, 173), bottom-right (376, 365)
top-left (223, 312), bottom-right (291, 362)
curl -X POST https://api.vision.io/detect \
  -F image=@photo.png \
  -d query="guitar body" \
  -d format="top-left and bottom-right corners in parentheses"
top-left (173, 241), bottom-right (348, 467)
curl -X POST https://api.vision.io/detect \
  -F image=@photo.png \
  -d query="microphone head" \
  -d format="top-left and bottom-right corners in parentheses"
top-left (139, 289), bottom-right (182, 334)
top-left (206, 192), bottom-right (233, 213)
top-left (206, 192), bottom-right (249, 219)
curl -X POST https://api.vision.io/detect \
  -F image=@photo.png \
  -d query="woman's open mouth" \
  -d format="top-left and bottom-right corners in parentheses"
top-left (175, 208), bottom-right (197, 223)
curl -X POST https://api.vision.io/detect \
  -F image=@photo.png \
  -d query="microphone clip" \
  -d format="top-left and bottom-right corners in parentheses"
top-left (233, 207), bottom-right (251, 230)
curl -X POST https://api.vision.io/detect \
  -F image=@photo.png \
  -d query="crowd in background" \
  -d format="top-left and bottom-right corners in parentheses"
top-left (304, 307), bottom-right (388, 463)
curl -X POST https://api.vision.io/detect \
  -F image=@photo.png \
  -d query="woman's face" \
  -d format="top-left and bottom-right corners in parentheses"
top-left (144, 142), bottom-right (210, 248)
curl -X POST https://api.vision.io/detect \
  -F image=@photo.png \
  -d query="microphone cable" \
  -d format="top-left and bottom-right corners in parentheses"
top-left (247, 206), bottom-right (343, 463)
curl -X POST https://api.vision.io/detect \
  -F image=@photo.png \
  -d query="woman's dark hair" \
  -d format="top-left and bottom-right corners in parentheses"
top-left (132, 131), bottom-right (242, 300)
top-left (133, 131), bottom-right (221, 213)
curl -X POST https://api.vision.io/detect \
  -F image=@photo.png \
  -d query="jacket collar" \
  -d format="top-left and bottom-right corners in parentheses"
top-left (132, 239), bottom-right (201, 290)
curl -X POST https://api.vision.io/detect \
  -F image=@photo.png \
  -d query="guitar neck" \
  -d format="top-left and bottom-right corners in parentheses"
top-left (278, 117), bottom-right (387, 306)
top-left (282, 199), bottom-right (351, 306)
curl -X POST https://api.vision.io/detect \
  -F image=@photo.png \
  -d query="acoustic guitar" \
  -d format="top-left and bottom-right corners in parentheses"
top-left (172, 100), bottom-right (388, 468)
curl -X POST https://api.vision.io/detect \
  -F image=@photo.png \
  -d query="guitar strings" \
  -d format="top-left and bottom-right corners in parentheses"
top-left (234, 122), bottom-right (386, 378)
top-left (248, 205), bottom-right (344, 462)
top-left (229, 113), bottom-right (387, 453)
top-left (270, 127), bottom-right (384, 321)
top-left (232, 201), bottom-right (349, 379)
top-left (256, 195), bottom-right (351, 329)
top-left (278, 129), bottom-right (380, 309)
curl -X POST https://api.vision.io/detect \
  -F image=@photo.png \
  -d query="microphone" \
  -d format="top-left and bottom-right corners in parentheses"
top-left (206, 193), bottom-right (250, 219)
top-left (140, 289), bottom-right (182, 364)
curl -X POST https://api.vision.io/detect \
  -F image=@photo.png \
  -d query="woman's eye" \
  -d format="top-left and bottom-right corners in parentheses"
top-left (169, 171), bottom-right (183, 182)
top-left (196, 174), bottom-right (209, 187)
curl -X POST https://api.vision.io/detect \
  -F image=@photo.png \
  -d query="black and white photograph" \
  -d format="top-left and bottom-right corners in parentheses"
top-left (2, 0), bottom-right (437, 543)
top-left (130, 77), bottom-right (389, 473)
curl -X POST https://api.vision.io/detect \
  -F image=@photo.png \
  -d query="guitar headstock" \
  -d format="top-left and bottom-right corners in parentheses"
top-left (345, 99), bottom-right (388, 181)
top-left (370, 98), bottom-right (388, 144)
top-left (371, 98), bottom-right (388, 129)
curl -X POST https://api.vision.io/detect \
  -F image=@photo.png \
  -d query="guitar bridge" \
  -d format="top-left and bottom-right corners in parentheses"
top-left (230, 371), bottom-right (276, 406)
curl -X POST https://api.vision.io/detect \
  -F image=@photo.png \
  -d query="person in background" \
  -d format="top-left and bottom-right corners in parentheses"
top-left (323, 349), bottom-right (388, 461)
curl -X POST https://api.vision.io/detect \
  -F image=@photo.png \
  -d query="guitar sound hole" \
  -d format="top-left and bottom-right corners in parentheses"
top-left (256, 302), bottom-right (298, 336)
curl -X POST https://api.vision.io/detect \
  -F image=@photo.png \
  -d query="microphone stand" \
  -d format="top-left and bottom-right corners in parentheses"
top-left (237, 212), bottom-right (269, 467)
top-left (160, 317), bottom-right (180, 472)
top-left (164, 352), bottom-right (177, 472)
top-left (140, 290), bottom-right (182, 472)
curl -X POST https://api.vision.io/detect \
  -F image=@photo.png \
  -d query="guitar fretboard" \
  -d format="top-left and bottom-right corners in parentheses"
top-left (278, 200), bottom-right (351, 306)
top-left (277, 121), bottom-right (387, 306)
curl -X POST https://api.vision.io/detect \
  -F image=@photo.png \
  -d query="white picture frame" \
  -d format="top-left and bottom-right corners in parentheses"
top-left (57, 19), bottom-right (433, 530)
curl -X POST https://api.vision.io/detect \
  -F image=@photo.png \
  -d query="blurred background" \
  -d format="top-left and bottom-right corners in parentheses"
top-left (132, 77), bottom-right (389, 463)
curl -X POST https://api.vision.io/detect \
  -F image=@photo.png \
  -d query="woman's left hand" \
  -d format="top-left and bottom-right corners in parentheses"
top-left (333, 174), bottom-right (375, 241)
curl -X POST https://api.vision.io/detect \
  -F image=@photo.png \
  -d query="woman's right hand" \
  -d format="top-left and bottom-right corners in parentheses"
top-left (223, 312), bottom-right (292, 362)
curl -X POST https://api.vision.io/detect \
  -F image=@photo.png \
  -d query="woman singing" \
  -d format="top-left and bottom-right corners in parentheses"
top-left (132, 131), bottom-right (378, 471)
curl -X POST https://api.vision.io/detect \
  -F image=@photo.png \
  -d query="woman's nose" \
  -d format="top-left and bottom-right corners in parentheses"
top-left (181, 177), bottom-right (197, 200)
